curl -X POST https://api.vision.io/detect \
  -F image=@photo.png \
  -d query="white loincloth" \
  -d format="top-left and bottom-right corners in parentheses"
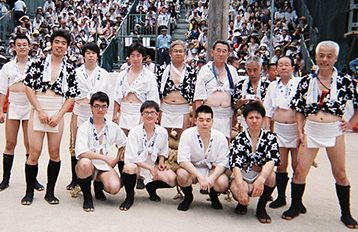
top-left (274, 122), bottom-right (298, 148)
top-left (73, 102), bottom-right (92, 127)
top-left (211, 106), bottom-right (233, 138)
top-left (7, 92), bottom-right (31, 120)
top-left (119, 102), bottom-right (141, 130)
top-left (92, 159), bottom-right (111, 180)
top-left (32, 95), bottom-right (64, 133)
top-left (242, 170), bottom-right (260, 196)
top-left (304, 120), bottom-right (343, 148)
top-left (139, 155), bottom-right (156, 183)
top-left (160, 102), bottom-right (190, 129)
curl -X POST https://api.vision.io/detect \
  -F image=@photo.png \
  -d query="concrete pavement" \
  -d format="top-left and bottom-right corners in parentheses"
top-left (0, 113), bottom-right (357, 232)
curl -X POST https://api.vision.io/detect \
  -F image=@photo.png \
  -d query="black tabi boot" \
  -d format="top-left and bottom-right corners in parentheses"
top-left (269, 172), bottom-right (289, 208)
top-left (177, 186), bottom-right (194, 211)
top-left (0, 154), bottom-right (14, 191)
top-left (66, 156), bottom-right (78, 190)
top-left (145, 180), bottom-right (171, 202)
top-left (78, 176), bottom-right (94, 212)
top-left (256, 185), bottom-right (275, 223)
top-left (21, 163), bottom-right (38, 205)
top-left (44, 160), bottom-right (61, 204)
top-left (209, 188), bottom-right (223, 210)
top-left (26, 154), bottom-right (44, 191)
top-left (119, 172), bottom-right (136, 211)
top-left (94, 181), bottom-right (106, 201)
top-left (282, 183), bottom-right (306, 220)
top-left (117, 161), bottom-right (125, 188)
top-left (336, 184), bottom-right (358, 229)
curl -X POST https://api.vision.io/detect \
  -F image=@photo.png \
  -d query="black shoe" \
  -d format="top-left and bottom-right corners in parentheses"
top-left (269, 197), bottom-right (286, 208)
top-left (136, 178), bottom-right (145, 190)
top-left (94, 181), bottom-right (106, 201)
top-left (177, 186), bottom-right (193, 211)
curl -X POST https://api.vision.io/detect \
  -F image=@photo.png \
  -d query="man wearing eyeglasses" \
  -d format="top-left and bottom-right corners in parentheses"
top-left (194, 40), bottom-right (241, 140)
top-left (263, 56), bottom-right (301, 209)
top-left (75, 91), bottom-right (127, 212)
top-left (119, 101), bottom-right (176, 211)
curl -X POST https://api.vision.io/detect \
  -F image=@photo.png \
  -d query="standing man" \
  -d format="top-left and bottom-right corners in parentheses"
top-left (75, 92), bottom-right (127, 212)
top-left (13, 0), bottom-right (27, 24)
top-left (156, 26), bottom-right (171, 66)
top-left (0, 33), bottom-right (43, 191)
top-left (263, 56), bottom-right (301, 208)
top-left (283, 41), bottom-right (358, 229)
top-left (194, 40), bottom-right (241, 140)
top-left (21, 30), bottom-right (79, 206)
top-left (176, 105), bottom-right (229, 211)
top-left (67, 42), bottom-right (112, 192)
top-left (233, 55), bottom-right (270, 129)
top-left (156, 40), bottom-right (197, 139)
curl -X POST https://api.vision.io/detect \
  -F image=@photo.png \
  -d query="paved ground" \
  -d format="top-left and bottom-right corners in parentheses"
top-left (0, 113), bottom-right (357, 232)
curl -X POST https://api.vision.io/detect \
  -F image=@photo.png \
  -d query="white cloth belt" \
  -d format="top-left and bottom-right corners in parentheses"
top-left (7, 92), bottom-right (31, 120)
top-left (274, 122), bottom-right (298, 148)
top-left (33, 95), bottom-right (64, 132)
top-left (119, 102), bottom-right (141, 130)
top-left (194, 160), bottom-right (213, 169)
top-left (160, 102), bottom-right (189, 129)
top-left (304, 120), bottom-right (343, 148)
top-left (212, 106), bottom-right (233, 138)
top-left (73, 102), bottom-right (92, 127)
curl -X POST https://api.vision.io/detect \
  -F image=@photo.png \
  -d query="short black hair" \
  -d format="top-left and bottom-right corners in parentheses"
top-left (268, 63), bottom-right (277, 69)
top-left (195, 105), bottom-right (213, 118)
top-left (242, 101), bottom-right (265, 118)
top-left (82, 42), bottom-right (100, 58)
top-left (127, 42), bottom-right (146, 57)
top-left (212, 40), bottom-right (230, 51)
top-left (90, 91), bottom-right (109, 106)
top-left (277, 56), bottom-right (295, 67)
top-left (50, 29), bottom-right (71, 45)
top-left (227, 56), bottom-right (239, 65)
top-left (14, 33), bottom-right (30, 45)
top-left (140, 100), bottom-right (159, 113)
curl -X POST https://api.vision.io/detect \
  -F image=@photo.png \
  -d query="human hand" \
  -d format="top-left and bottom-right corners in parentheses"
top-left (48, 114), bottom-right (62, 127)
top-left (250, 177), bottom-right (265, 198)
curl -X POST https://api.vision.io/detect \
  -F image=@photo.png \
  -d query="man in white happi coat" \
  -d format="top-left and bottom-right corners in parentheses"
top-left (194, 40), bottom-right (241, 140)
top-left (176, 105), bottom-right (229, 211)
top-left (0, 33), bottom-right (44, 192)
top-left (67, 42), bottom-right (112, 195)
top-left (119, 101), bottom-right (176, 211)
top-left (75, 91), bottom-right (127, 212)
top-left (263, 56), bottom-right (300, 209)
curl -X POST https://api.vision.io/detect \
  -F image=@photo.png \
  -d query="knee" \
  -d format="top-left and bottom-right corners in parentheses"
top-left (265, 171), bottom-right (276, 187)
top-left (123, 163), bottom-right (138, 174)
top-left (176, 168), bottom-right (190, 185)
top-left (5, 140), bottom-right (16, 151)
top-left (76, 158), bottom-right (93, 176)
top-left (333, 169), bottom-right (348, 184)
top-left (106, 182), bottom-right (120, 195)
top-left (214, 174), bottom-right (229, 192)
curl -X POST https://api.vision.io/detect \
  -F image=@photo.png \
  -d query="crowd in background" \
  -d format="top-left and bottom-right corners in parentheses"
top-left (1, 0), bottom-right (313, 77)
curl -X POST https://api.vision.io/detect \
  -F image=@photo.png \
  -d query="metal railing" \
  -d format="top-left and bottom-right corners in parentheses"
top-left (0, 10), bottom-right (14, 44)
top-left (293, 0), bottom-right (320, 71)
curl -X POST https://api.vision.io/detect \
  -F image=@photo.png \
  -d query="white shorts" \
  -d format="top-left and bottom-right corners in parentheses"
top-left (119, 102), bottom-right (141, 130)
top-left (212, 106), bottom-right (233, 138)
top-left (304, 120), bottom-right (343, 148)
top-left (32, 95), bottom-right (64, 133)
top-left (7, 92), bottom-right (31, 120)
top-left (73, 102), bottom-right (92, 127)
top-left (160, 102), bottom-right (190, 129)
top-left (274, 121), bottom-right (298, 148)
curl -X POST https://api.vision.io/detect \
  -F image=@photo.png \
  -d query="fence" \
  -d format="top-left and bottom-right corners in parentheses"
top-left (0, 10), bottom-right (14, 44)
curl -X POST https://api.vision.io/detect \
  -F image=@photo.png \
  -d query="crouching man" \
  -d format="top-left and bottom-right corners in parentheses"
top-left (120, 100), bottom-right (176, 211)
top-left (176, 105), bottom-right (229, 211)
top-left (75, 92), bottom-right (127, 212)
top-left (229, 102), bottom-right (280, 223)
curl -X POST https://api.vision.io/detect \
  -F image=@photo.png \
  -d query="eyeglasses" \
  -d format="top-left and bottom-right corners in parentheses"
top-left (214, 49), bottom-right (228, 54)
top-left (172, 49), bottom-right (185, 54)
top-left (142, 111), bottom-right (158, 116)
top-left (92, 104), bottom-right (108, 110)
